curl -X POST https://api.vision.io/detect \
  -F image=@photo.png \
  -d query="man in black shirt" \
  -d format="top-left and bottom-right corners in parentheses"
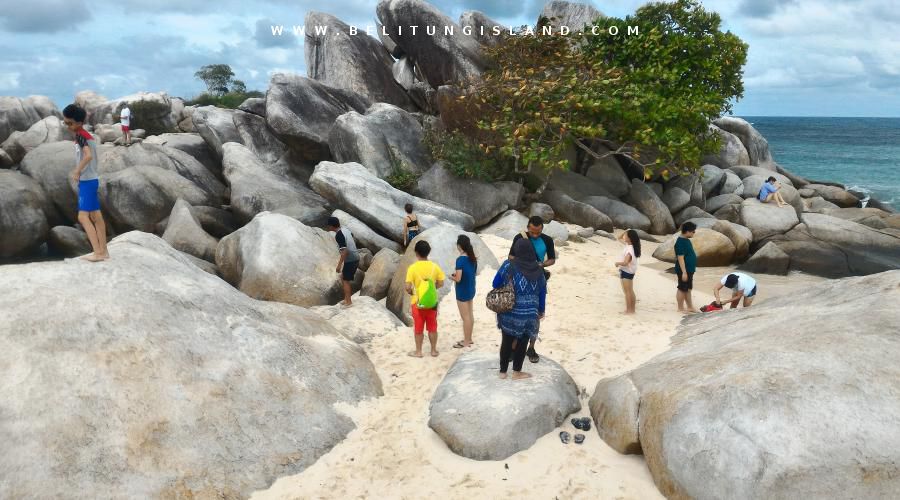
top-left (508, 216), bottom-right (556, 363)
top-left (328, 216), bottom-right (360, 307)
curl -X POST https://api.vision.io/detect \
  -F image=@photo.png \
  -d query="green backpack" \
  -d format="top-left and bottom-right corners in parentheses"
top-left (416, 277), bottom-right (439, 309)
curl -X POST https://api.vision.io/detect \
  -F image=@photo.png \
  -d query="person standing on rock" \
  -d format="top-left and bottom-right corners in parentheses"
top-left (327, 216), bottom-right (359, 307)
top-left (494, 238), bottom-right (547, 380)
top-left (405, 240), bottom-right (445, 358)
top-left (675, 221), bottom-right (698, 313)
top-left (402, 203), bottom-right (420, 246)
top-left (508, 216), bottom-right (556, 363)
top-left (614, 229), bottom-right (641, 314)
top-left (63, 104), bottom-right (109, 262)
top-left (449, 235), bottom-right (477, 348)
top-left (714, 272), bottom-right (758, 308)
top-left (759, 176), bottom-right (788, 207)
top-left (119, 104), bottom-right (132, 146)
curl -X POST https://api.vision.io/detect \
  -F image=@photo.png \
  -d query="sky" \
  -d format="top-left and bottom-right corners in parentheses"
top-left (1, 0), bottom-right (898, 117)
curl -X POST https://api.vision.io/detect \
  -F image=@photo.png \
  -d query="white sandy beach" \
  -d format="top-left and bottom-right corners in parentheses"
top-left (253, 228), bottom-right (824, 500)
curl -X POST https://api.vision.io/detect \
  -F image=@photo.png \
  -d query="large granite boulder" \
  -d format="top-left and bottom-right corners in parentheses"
top-left (480, 210), bottom-right (529, 240)
top-left (494, 181), bottom-right (525, 209)
top-left (161, 199), bottom-right (218, 262)
top-left (702, 124), bottom-right (750, 169)
top-left (542, 189), bottom-right (613, 232)
top-left (720, 170), bottom-right (743, 195)
top-left (741, 175), bottom-right (804, 217)
top-left (329, 103), bottom-right (430, 178)
top-left (85, 91), bottom-right (183, 131)
top-left (1, 116), bottom-right (72, 166)
top-left (712, 220), bottom-right (752, 261)
top-left (99, 142), bottom-right (226, 200)
top-left (705, 193), bottom-right (744, 215)
top-left (661, 187), bottom-right (690, 215)
top-left (581, 196), bottom-right (651, 232)
top-left (699, 164), bottom-right (726, 198)
top-left (772, 240), bottom-right (852, 278)
top-left (824, 207), bottom-right (899, 230)
top-left (413, 163), bottom-right (509, 227)
top-left (143, 133), bottom-right (219, 173)
top-left (651, 228), bottom-right (737, 267)
top-left (548, 169), bottom-right (614, 200)
top-left (738, 241), bottom-right (790, 275)
top-left (238, 97), bottom-right (266, 116)
top-left (674, 206), bottom-right (715, 228)
top-left (192, 106), bottom-right (288, 165)
top-left (305, 12), bottom-right (414, 110)
top-left (309, 161), bottom-right (475, 243)
top-left (312, 295), bottom-right (404, 344)
top-left (625, 179), bottom-right (675, 235)
top-left (188, 206), bottom-right (236, 239)
top-left (331, 209), bottom-right (402, 254)
top-left (376, 0), bottom-right (489, 88)
top-left (539, 0), bottom-right (604, 29)
top-left (266, 73), bottom-right (371, 161)
top-left (0, 95), bottom-right (60, 144)
top-left (804, 183), bottom-right (860, 208)
top-left (47, 225), bottom-right (92, 257)
top-left (360, 248), bottom-right (402, 300)
top-left (584, 157), bottom-right (631, 198)
top-left (590, 271), bottom-right (900, 499)
top-left (713, 116), bottom-right (775, 169)
top-left (739, 198), bottom-right (800, 241)
top-left (386, 226), bottom-right (497, 324)
top-left (222, 142), bottom-right (328, 227)
top-left (0, 170), bottom-right (51, 257)
top-left (783, 213), bottom-right (900, 275)
top-left (729, 165), bottom-right (792, 186)
top-left (0, 231), bottom-right (381, 498)
top-left (459, 10), bottom-right (506, 46)
top-left (216, 212), bottom-right (343, 307)
top-left (666, 174), bottom-right (705, 210)
top-left (429, 351), bottom-right (581, 460)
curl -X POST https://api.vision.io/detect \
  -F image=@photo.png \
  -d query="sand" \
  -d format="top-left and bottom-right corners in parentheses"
top-left (253, 228), bottom-right (824, 500)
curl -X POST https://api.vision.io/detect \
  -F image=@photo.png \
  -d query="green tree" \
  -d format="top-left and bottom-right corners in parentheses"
top-left (194, 64), bottom-right (235, 96)
top-left (231, 79), bottom-right (247, 94)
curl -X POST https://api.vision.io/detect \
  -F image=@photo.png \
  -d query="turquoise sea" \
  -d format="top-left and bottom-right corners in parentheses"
top-left (741, 117), bottom-right (900, 210)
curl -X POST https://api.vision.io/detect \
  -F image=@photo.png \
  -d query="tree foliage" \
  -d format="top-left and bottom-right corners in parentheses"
top-left (431, 0), bottom-right (748, 184)
top-left (194, 64), bottom-right (236, 96)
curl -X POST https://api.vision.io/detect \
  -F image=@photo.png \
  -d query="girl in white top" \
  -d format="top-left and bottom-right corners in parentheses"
top-left (614, 229), bottom-right (641, 314)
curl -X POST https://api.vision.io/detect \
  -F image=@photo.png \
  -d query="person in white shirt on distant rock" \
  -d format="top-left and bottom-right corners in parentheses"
top-left (714, 272), bottom-right (758, 308)
top-left (119, 105), bottom-right (132, 146)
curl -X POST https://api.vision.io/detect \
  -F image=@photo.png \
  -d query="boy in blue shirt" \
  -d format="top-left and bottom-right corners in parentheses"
top-left (758, 176), bottom-right (787, 207)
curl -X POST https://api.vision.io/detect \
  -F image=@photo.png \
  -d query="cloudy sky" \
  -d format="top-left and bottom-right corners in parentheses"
top-left (1, 0), bottom-right (898, 116)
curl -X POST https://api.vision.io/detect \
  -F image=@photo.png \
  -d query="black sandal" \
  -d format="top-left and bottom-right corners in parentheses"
top-left (527, 347), bottom-right (540, 364)
top-left (559, 431), bottom-right (570, 444)
top-left (574, 433), bottom-right (585, 444)
top-left (580, 417), bottom-right (592, 431)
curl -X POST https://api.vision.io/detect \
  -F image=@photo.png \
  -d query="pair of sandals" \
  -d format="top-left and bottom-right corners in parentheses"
top-left (560, 417), bottom-right (592, 444)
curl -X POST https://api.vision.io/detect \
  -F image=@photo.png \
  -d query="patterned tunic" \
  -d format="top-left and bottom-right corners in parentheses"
top-left (492, 261), bottom-right (547, 339)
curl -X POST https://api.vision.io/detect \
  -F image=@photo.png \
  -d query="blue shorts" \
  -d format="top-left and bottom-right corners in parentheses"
top-left (620, 270), bottom-right (635, 280)
top-left (78, 179), bottom-right (100, 212)
top-left (407, 230), bottom-right (419, 243)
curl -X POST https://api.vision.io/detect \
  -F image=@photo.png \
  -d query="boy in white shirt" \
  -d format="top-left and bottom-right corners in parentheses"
top-left (714, 272), bottom-right (758, 308)
top-left (119, 105), bottom-right (132, 145)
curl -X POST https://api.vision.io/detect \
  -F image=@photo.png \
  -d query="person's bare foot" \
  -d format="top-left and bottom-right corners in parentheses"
top-left (430, 350), bottom-right (439, 357)
top-left (93, 253), bottom-right (110, 261)
top-left (684, 308), bottom-right (699, 314)
top-left (511, 372), bottom-right (533, 380)
top-left (408, 351), bottom-right (423, 358)
top-left (498, 372), bottom-right (508, 379)
top-left (80, 253), bottom-right (95, 261)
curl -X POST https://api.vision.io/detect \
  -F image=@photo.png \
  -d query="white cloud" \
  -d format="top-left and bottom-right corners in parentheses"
top-left (0, 72), bottom-right (21, 90)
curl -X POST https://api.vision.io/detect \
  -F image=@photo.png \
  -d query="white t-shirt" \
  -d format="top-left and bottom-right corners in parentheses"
top-left (120, 107), bottom-right (131, 126)
top-left (722, 272), bottom-right (757, 295)
top-left (619, 245), bottom-right (638, 274)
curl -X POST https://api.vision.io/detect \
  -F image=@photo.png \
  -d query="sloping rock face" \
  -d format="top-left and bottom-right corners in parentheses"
top-left (143, 133), bottom-right (219, 173)
top-left (305, 12), bottom-right (415, 110)
top-left (360, 248), bottom-right (401, 300)
top-left (331, 209), bottom-right (402, 254)
top-left (625, 179), bottom-right (675, 235)
top-left (376, 0), bottom-right (490, 88)
top-left (162, 199), bottom-right (218, 262)
top-left (0, 231), bottom-right (382, 499)
top-left (415, 163), bottom-right (509, 226)
top-left (480, 210), bottom-right (530, 240)
top-left (459, 10), bottom-right (506, 46)
top-left (1, 116), bottom-right (72, 166)
top-left (590, 271), bottom-right (900, 500)
top-left (86, 91), bottom-right (184, 131)
top-left (429, 351), bottom-right (581, 460)
top-left (48, 225), bottom-right (91, 257)
top-left (540, 0), bottom-right (604, 29)
top-left (0, 170), bottom-right (51, 257)
top-left (739, 198), bottom-right (800, 241)
top-left (312, 296), bottom-right (404, 344)
top-left (652, 228), bottom-right (736, 267)
top-left (713, 117), bottom-right (775, 169)
top-left (0, 95), bottom-right (60, 144)
top-left (703, 124), bottom-right (750, 169)
top-left (581, 196), bottom-right (651, 232)
top-left (193, 106), bottom-right (288, 164)
top-left (543, 189), bottom-right (613, 232)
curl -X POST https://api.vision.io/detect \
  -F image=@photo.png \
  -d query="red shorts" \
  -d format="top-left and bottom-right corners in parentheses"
top-left (121, 125), bottom-right (130, 132)
top-left (411, 304), bottom-right (437, 334)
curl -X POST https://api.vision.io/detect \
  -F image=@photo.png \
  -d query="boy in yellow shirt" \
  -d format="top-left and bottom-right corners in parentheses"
top-left (405, 241), bottom-right (445, 358)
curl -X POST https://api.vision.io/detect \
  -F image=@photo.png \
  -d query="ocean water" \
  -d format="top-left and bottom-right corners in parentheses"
top-left (740, 116), bottom-right (900, 209)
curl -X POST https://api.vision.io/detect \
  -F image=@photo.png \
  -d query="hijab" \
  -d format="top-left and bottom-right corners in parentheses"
top-left (510, 237), bottom-right (545, 282)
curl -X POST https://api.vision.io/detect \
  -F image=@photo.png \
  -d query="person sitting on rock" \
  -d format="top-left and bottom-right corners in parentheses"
top-left (508, 216), bottom-right (556, 364)
top-left (403, 203), bottom-right (420, 246)
top-left (759, 176), bottom-right (788, 207)
top-left (493, 238), bottom-right (547, 380)
top-left (327, 216), bottom-right (360, 307)
top-left (714, 272), bottom-right (758, 308)
top-left (404, 240), bottom-right (445, 358)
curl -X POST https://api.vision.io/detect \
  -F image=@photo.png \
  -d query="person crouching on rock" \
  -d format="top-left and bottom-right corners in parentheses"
top-left (714, 272), bottom-right (758, 309)
top-left (494, 238), bottom-right (547, 380)
top-left (327, 216), bottom-right (360, 307)
top-left (404, 240), bottom-right (445, 358)
top-left (614, 229), bottom-right (641, 314)
top-left (759, 176), bottom-right (788, 207)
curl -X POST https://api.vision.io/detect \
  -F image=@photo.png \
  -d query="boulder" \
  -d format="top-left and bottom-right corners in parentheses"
top-left (803, 196), bottom-right (839, 213)
top-left (702, 124), bottom-right (750, 169)
top-left (581, 196), bottom-right (651, 232)
top-left (85, 91), bottom-right (183, 131)
top-left (429, 351), bottom-right (581, 460)
top-left (711, 220), bottom-right (751, 261)
top-left (544, 220), bottom-right (570, 242)
top-left (705, 193), bottom-right (743, 215)
top-left (539, 0), bottom-right (604, 29)
top-left (143, 133), bottom-right (219, 173)
top-left (188, 206), bottom-right (236, 239)
top-left (237, 97), bottom-right (266, 116)
top-left (651, 228), bottom-right (737, 267)
top-left (699, 164), bottom-right (726, 197)
top-left (804, 183), bottom-right (860, 208)
top-left (360, 248), bottom-right (401, 300)
top-left (1, 116), bottom-right (71, 165)
top-left (376, 0), bottom-right (489, 88)
top-left (18, 141), bottom-right (83, 221)
top-left (222, 142), bottom-right (329, 227)
top-left (729, 165), bottom-right (792, 186)
top-left (720, 170), bottom-right (743, 195)
top-left (99, 142), bottom-right (226, 200)
top-left (713, 116), bottom-right (775, 169)
top-left (0, 170), bottom-right (51, 257)
top-left (739, 198), bottom-right (800, 241)
top-left (823, 207), bottom-right (895, 229)
top-left (47, 225), bottom-right (91, 257)
top-left (666, 174), bottom-right (705, 209)
top-left (585, 157), bottom-right (631, 198)
top-left (309, 161), bottom-right (475, 243)
top-left (775, 239), bottom-right (851, 278)
top-left (740, 176), bottom-right (804, 217)
top-left (193, 106), bottom-right (288, 165)
top-left (101, 166), bottom-right (218, 232)
top-left (661, 187), bottom-right (690, 214)
top-left (392, 57), bottom-right (417, 90)
top-left (329, 103), bottom-right (430, 178)
top-left (312, 296), bottom-right (404, 344)
top-left (0, 95), bottom-right (60, 143)
top-left (790, 213), bottom-right (900, 275)
top-left (493, 181), bottom-right (525, 209)
top-left (162, 199), bottom-right (218, 262)
top-left (738, 241), bottom-right (790, 275)
top-left (590, 271), bottom-right (900, 500)
top-left (459, 10), bottom-right (506, 46)
top-left (528, 203), bottom-right (555, 222)
top-left (625, 180), bottom-right (675, 235)
top-left (548, 169), bottom-right (614, 200)
top-left (305, 12), bottom-right (414, 110)
top-left (480, 210), bottom-right (529, 240)
top-left (414, 163), bottom-right (509, 226)
top-left (265, 73), bottom-right (371, 161)
top-left (674, 206), bottom-right (714, 228)
top-left (386, 226), bottom-right (497, 324)
top-left (0, 231), bottom-right (381, 498)
top-left (713, 203), bottom-right (742, 224)
top-left (542, 189), bottom-right (614, 232)
top-left (331, 209), bottom-right (403, 254)
top-left (216, 213), bottom-right (343, 307)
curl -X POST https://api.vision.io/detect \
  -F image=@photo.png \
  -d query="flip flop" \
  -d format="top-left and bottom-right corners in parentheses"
top-left (527, 348), bottom-right (540, 364)
top-left (580, 417), bottom-right (592, 431)
top-left (571, 418), bottom-right (584, 430)
top-left (407, 352), bottom-right (423, 358)
top-left (452, 341), bottom-right (469, 348)
top-left (574, 433), bottom-right (585, 444)
top-left (559, 431), bottom-right (570, 444)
